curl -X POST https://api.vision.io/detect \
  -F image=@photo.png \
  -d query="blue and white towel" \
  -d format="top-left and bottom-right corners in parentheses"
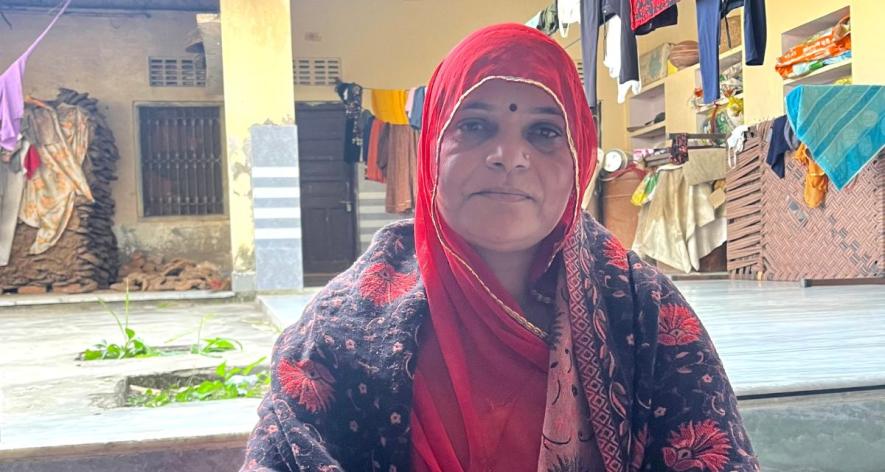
top-left (785, 85), bottom-right (885, 190)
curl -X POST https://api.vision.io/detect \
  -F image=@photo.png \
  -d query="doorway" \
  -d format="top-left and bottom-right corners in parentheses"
top-left (295, 102), bottom-right (358, 286)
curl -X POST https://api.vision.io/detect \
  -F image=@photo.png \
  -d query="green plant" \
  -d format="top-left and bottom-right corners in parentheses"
top-left (80, 288), bottom-right (158, 361)
top-left (127, 357), bottom-right (269, 408)
top-left (166, 313), bottom-right (243, 356)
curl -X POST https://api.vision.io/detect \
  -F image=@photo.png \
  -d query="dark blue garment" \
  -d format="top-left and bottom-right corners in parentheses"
top-left (766, 115), bottom-right (789, 178)
top-left (580, 0), bottom-right (638, 109)
top-left (697, 0), bottom-right (767, 103)
top-left (359, 110), bottom-right (374, 164)
top-left (408, 86), bottom-right (425, 130)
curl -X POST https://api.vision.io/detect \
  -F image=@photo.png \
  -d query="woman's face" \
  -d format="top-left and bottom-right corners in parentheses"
top-left (436, 80), bottom-right (575, 254)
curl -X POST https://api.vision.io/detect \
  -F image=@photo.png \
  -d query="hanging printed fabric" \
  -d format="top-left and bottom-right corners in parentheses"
top-left (630, 0), bottom-right (678, 31)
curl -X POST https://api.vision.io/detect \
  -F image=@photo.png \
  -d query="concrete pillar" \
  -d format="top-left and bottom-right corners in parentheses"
top-left (219, 0), bottom-right (301, 293)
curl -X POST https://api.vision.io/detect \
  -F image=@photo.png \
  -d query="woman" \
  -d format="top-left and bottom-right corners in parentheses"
top-left (242, 24), bottom-right (758, 472)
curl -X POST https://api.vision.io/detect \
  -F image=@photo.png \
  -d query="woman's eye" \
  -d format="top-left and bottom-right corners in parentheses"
top-left (457, 119), bottom-right (489, 134)
top-left (530, 125), bottom-right (563, 140)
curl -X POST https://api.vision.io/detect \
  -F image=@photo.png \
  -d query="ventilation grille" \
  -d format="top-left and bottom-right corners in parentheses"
top-left (149, 57), bottom-right (206, 87)
top-left (294, 57), bottom-right (342, 86)
top-left (576, 61), bottom-right (585, 82)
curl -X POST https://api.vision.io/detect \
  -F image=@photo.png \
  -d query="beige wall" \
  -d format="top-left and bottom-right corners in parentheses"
top-left (1, 10), bottom-right (230, 267)
top-left (290, 0), bottom-right (551, 102)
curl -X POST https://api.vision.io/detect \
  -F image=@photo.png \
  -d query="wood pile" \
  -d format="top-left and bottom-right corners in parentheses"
top-left (0, 89), bottom-right (120, 294)
top-left (113, 251), bottom-right (229, 292)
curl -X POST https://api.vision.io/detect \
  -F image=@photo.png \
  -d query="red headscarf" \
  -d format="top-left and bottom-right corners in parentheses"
top-left (411, 23), bottom-right (598, 471)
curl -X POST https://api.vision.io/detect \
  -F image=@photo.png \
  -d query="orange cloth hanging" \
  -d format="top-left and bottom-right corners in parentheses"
top-left (793, 143), bottom-right (828, 208)
top-left (365, 120), bottom-right (385, 183)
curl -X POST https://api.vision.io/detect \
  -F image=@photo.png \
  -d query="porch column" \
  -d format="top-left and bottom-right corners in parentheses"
top-left (219, 0), bottom-right (302, 293)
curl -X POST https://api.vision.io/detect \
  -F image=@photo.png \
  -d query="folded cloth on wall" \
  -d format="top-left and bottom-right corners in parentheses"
top-left (785, 85), bottom-right (885, 189)
top-left (765, 115), bottom-right (789, 178)
top-left (18, 103), bottom-right (94, 254)
top-left (683, 148), bottom-right (728, 185)
top-left (632, 166), bottom-right (726, 273)
top-left (371, 89), bottom-right (410, 125)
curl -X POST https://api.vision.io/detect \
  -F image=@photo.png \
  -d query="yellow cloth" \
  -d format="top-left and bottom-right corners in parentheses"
top-left (371, 89), bottom-right (410, 125)
top-left (793, 143), bottom-right (828, 208)
top-left (19, 104), bottom-right (94, 254)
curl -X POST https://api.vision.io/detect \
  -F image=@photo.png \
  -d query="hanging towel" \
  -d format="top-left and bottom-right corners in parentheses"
top-left (785, 85), bottom-right (885, 190)
top-left (0, 0), bottom-right (72, 151)
top-left (371, 89), bottom-right (410, 125)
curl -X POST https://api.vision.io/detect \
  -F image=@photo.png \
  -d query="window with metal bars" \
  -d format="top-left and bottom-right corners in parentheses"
top-left (293, 57), bottom-right (342, 86)
top-left (138, 106), bottom-right (224, 217)
top-left (149, 57), bottom-right (207, 87)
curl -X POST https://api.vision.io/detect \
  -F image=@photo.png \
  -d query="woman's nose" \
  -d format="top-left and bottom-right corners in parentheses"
top-left (485, 139), bottom-right (531, 172)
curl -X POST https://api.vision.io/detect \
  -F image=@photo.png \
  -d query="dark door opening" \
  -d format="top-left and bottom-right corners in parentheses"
top-left (295, 102), bottom-right (358, 286)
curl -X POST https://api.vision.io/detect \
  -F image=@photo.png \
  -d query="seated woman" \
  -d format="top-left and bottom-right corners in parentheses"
top-left (241, 23), bottom-right (758, 472)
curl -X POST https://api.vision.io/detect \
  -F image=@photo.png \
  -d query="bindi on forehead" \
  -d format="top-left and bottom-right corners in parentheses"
top-left (509, 103), bottom-right (518, 112)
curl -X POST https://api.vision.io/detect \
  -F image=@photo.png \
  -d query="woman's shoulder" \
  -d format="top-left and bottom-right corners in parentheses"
top-left (273, 218), bottom-right (426, 361)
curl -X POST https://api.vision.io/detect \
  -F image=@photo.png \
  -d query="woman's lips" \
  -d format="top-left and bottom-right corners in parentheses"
top-left (474, 188), bottom-right (533, 202)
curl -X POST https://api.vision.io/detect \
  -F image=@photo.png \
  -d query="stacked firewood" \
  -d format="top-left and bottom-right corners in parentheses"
top-left (112, 251), bottom-right (228, 292)
top-left (0, 89), bottom-right (119, 294)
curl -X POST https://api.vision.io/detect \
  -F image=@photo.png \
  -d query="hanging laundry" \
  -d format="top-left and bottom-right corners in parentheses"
top-left (696, 0), bottom-right (767, 103)
top-left (580, 0), bottom-right (639, 107)
top-left (380, 125), bottom-right (418, 214)
top-left (726, 124), bottom-right (750, 167)
top-left (405, 88), bottom-right (416, 119)
top-left (0, 150), bottom-right (26, 266)
top-left (765, 115), bottom-right (789, 178)
top-left (0, 0), bottom-right (72, 151)
top-left (23, 144), bottom-right (41, 179)
top-left (629, 0), bottom-right (677, 32)
top-left (408, 86), bottom-right (426, 130)
top-left (365, 119), bottom-right (385, 183)
top-left (785, 84), bottom-right (885, 190)
top-left (603, 16), bottom-right (622, 79)
top-left (18, 103), bottom-right (94, 254)
top-left (632, 166), bottom-right (727, 273)
top-left (793, 143), bottom-right (829, 208)
top-left (537, 1), bottom-right (560, 36)
top-left (359, 110), bottom-right (374, 164)
top-left (558, 0), bottom-right (582, 37)
top-left (334, 82), bottom-right (364, 164)
top-left (634, 4), bottom-right (678, 36)
top-left (371, 89), bottom-right (410, 125)
top-left (682, 148), bottom-right (728, 186)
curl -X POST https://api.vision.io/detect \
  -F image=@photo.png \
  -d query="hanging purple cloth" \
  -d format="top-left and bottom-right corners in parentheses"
top-left (0, 0), bottom-right (72, 151)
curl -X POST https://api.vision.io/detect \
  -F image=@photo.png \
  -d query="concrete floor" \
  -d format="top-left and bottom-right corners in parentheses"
top-left (0, 299), bottom-right (278, 459)
top-left (1, 280), bottom-right (883, 471)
